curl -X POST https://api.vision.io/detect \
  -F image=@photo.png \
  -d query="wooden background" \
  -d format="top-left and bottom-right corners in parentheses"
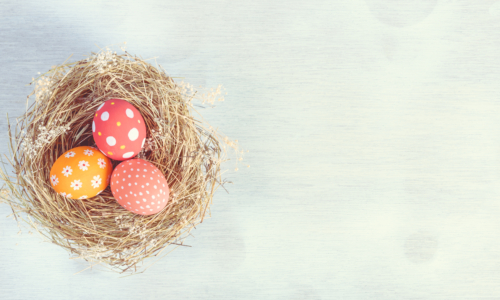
top-left (2, 0), bottom-right (500, 299)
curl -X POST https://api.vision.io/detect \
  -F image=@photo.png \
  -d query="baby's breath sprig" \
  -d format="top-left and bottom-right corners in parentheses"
top-left (78, 239), bottom-right (113, 261)
top-left (21, 123), bottom-right (70, 159)
top-left (33, 75), bottom-right (56, 102)
top-left (86, 47), bottom-right (118, 74)
top-left (0, 189), bottom-right (9, 204)
top-left (175, 81), bottom-right (226, 107)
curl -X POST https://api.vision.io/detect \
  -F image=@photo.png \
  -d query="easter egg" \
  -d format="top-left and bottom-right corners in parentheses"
top-left (92, 99), bottom-right (147, 161)
top-left (110, 158), bottom-right (170, 215)
top-left (49, 146), bottom-right (113, 199)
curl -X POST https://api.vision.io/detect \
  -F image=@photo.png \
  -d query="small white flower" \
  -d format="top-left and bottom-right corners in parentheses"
top-left (64, 151), bottom-right (75, 158)
top-left (79, 195), bottom-right (88, 199)
top-left (50, 175), bottom-right (59, 186)
top-left (97, 158), bottom-right (106, 169)
top-left (78, 160), bottom-right (89, 171)
top-left (83, 149), bottom-right (94, 156)
top-left (62, 166), bottom-right (72, 177)
top-left (60, 192), bottom-right (66, 197)
top-left (91, 175), bottom-right (102, 188)
top-left (70, 180), bottom-right (82, 190)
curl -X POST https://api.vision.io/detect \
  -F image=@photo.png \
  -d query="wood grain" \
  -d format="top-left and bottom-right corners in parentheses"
top-left (1, 0), bottom-right (500, 299)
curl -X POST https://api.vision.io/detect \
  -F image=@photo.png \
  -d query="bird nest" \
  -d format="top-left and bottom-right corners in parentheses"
top-left (0, 48), bottom-right (240, 274)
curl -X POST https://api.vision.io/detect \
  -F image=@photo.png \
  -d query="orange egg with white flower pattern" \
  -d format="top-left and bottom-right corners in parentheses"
top-left (49, 146), bottom-right (113, 199)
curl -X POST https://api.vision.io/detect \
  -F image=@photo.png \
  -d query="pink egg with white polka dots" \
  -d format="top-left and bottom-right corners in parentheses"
top-left (110, 158), bottom-right (170, 215)
top-left (92, 99), bottom-right (146, 161)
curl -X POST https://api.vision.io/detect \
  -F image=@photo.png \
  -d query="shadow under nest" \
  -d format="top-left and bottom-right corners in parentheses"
top-left (0, 51), bottom-right (227, 274)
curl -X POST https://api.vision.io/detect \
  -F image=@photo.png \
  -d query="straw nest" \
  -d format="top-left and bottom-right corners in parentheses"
top-left (0, 48), bottom-right (240, 274)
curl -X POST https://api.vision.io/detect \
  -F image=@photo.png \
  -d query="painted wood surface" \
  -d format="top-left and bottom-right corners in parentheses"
top-left (1, 1), bottom-right (500, 299)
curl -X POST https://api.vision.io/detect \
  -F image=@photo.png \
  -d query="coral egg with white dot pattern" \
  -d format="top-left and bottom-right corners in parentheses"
top-left (92, 99), bottom-right (146, 161)
top-left (110, 158), bottom-right (170, 215)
